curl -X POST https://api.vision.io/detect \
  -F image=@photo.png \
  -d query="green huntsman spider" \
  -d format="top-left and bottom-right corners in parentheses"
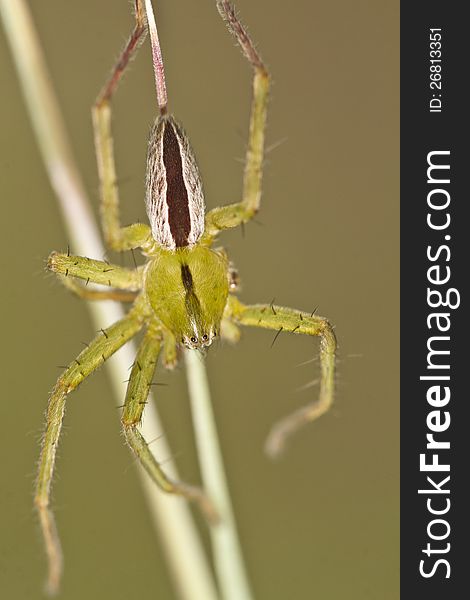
top-left (35, 0), bottom-right (337, 593)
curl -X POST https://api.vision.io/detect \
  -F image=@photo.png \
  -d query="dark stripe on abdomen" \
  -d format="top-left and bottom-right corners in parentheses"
top-left (163, 121), bottom-right (191, 247)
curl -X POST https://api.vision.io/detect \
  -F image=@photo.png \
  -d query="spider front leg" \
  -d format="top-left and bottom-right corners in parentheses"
top-left (228, 297), bottom-right (337, 458)
top-left (35, 311), bottom-right (143, 594)
top-left (121, 327), bottom-right (218, 523)
top-left (92, 0), bottom-right (151, 251)
top-left (204, 1), bottom-right (270, 240)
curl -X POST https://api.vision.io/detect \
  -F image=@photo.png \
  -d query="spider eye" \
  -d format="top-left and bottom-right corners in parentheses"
top-left (190, 336), bottom-right (197, 344)
top-left (202, 334), bottom-right (208, 341)
top-left (181, 338), bottom-right (185, 343)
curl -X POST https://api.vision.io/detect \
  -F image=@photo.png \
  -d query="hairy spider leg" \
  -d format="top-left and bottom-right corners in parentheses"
top-left (47, 252), bottom-right (142, 290)
top-left (204, 1), bottom-right (270, 240)
top-left (92, 0), bottom-right (152, 251)
top-left (228, 297), bottom-right (337, 458)
top-left (220, 314), bottom-right (242, 344)
top-left (57, 276), bottom-right (139, 303)
top-left (35, 310), bottom-right (143, 595)
top-left (121, 327), bottom-right (218, 522)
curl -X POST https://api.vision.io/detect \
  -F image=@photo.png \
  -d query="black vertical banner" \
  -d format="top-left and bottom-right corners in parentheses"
top-left (401, 2), bottom-right (468, 598)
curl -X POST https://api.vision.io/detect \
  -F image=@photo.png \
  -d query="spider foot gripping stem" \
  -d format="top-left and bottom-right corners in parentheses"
top-left (93, 0), bottom-right (151, 252)
top-left (228, 297), bottom-right (337, 458)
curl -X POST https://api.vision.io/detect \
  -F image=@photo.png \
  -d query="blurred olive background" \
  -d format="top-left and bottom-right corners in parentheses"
top-left (0, 0), bottom-right (398, 598)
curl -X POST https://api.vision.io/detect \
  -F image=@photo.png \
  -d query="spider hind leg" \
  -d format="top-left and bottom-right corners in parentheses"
top-left (204, 1), bottom-right (270, 241)
top-left (93, 0), bottom-right (151, 251)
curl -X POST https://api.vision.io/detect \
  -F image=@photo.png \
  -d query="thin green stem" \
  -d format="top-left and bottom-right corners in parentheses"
top-left (0, 2), bottom-right (217, 599)
top-left (185, 350), bottom-right (254, 600)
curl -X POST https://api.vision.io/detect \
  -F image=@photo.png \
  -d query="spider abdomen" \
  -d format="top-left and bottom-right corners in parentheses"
top-left (145, 115), bottom-right (205, 250)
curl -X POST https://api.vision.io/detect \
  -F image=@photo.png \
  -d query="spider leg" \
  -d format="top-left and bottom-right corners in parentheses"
top-left (48, 252), bottom-right (141, 290)
top-left (161, 329), bottom-right (178, 369)
top-left (35, 311), bottom-right (143, 594)
top-left (93, 0), bottom-right (151, 251)
top-left (220, 316), bottom-right (241, 343)
top-left (204, 1), bottom-right (270, 240)
top-left (57, 275), bottom-right (139, 302)
top-left (122, 327), bottom-right (217, 522)
top-left (228, 296), bottom-right (337, 458)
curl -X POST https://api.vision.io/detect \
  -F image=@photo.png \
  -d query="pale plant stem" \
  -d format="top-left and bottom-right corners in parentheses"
top-left (185, 350), bottom-right (254, 600)
top-left (0, 1), bottom-right (218, 599)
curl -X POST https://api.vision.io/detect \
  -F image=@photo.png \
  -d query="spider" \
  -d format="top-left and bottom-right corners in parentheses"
top-left (35, 0), bottom-right (336, 593)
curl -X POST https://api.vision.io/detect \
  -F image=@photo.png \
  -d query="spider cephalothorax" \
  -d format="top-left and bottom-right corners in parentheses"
top-left (35, 1), bottom-right (337, 593)
top-left (144, 245), bottom-right (229, 349)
